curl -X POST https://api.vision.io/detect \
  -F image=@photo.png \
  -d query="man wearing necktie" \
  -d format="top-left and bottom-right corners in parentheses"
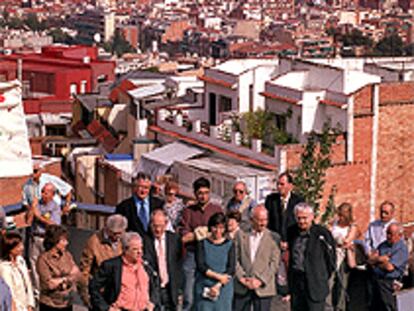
top-left (116, 172), bottom-right (164, 238)
top-left (144, 209), bottom-right (183, 311)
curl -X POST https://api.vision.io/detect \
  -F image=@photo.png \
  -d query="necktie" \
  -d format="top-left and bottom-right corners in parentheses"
top-left (139, 200), bottom-right (148, 231)
top-left (157, 238), bottom-right (169, 287)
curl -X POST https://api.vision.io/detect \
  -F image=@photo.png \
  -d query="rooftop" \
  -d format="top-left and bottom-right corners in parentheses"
top-left (215, 58), bottom-right (279, 75)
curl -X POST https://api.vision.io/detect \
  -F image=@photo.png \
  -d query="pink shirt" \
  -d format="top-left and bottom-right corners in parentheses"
top-left (114, 257), bottom-right (149, 311)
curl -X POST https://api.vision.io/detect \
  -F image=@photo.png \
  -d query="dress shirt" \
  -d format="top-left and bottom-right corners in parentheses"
top-left (0, 256), bottom-right (35, 311)
top-left (249, 230), bottom-right (264, 262)
top-left (365, 219), bottom-right (396, 252)
top-left (281, 192), bottom-right (291, 211)
top-left (179, 202), bottom-right (222, 252)
top-left (373, 239), bottom-right (409, 280)
top-left (114, 257), bottom-right (149, 311)
top-left (134, 195), bottom-right (150, 230)
top-left (32, 199), bottom-right (61, 235)
top-left (0, 277), bottom-right (12, 311)
top-left (291, 231), bottom-right (310, 272)
top-left (154, 234), bottom-right (169, 287)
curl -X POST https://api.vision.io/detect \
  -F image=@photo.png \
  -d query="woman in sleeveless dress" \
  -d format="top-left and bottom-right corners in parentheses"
top-left (194, 212), bottom-right (235, 311)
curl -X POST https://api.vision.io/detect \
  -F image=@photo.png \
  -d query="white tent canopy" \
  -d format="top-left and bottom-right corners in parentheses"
top-left (135, 141), bottom-right (205, 178)
top-left (0, 80), bottom-right (32, 178)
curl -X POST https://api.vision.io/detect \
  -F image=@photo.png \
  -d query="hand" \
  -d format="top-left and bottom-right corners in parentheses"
top-left (177, 294), bottom-right (184, 306)
top-left (249, 278), bottom-right (262, 289)
top-left (218, 274), bottom-right (231, 285)
top-left (239, 277), bottom-right (250, 288)
top-left (282, 295), bottom-right (291, 303)
top-left (209, 284), bottom-right (221, 298)
top-left (109, 306), bottom-right (120, 311)
top-left (48, 277), bottom-right (64, 290)
top-left (146, 301), bottom-right (155, 311)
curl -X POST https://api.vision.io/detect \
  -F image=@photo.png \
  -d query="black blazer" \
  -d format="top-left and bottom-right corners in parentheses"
top-left (89, 256), bottom-right (160, 311)
top-left (143, 231), bottom-right (183, 307)
top-left (287, 224), bottom-right (336, 303)
top-left (265, 192), bottom-right (303, 241)
top-left (115, 196), bottom-right (164, 238)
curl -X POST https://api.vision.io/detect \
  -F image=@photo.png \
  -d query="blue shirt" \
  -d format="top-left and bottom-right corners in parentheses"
top-left (22, 173), bottom-right (73, 207)
top-left (365, 219), bottom-right (396, 252)
top-left (32, 199), bottom-right (61, 234)
top-left (0, 277), bottom-right (12, 311)
top-left (134, 195), bottom-right (150, 230)
top-left (373, 239), bottom-right (408, 280)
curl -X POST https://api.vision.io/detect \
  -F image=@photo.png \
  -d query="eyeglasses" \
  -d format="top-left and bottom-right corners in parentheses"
top-left (234, 189), bottom-right (245, 194)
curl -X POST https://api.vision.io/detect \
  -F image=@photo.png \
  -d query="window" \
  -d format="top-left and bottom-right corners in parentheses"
top-left (274, 114), bottom-right (287, 131)
top-left (219, 95), bottom-right (232, 112)
top-left (70, 83), bottom-right (77, 97)
top-left (80, 80), bottom-right (87, 94)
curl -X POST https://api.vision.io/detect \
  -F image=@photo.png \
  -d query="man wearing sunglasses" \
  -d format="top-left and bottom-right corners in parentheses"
top-left (226, 181), bottom-right (257, 231)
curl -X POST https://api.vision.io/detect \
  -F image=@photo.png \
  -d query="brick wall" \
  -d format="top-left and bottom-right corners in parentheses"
top-left (0, 176), bottom-right (30, 206)
top-left (0, 160), bottom-right (62, 206)
top-left (376, 82), bottom-right (414, 224)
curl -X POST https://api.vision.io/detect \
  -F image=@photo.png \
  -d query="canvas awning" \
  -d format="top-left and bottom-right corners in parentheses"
top-left (135, 141), bottom-right (205, 178)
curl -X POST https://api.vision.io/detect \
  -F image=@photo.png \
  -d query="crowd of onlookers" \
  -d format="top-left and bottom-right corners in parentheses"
top-left (0, 165), bottom-right (414, 311)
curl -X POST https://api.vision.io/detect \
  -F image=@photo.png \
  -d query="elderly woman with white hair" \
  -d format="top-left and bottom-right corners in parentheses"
top-left (79, 214), bottom-right (128, 306)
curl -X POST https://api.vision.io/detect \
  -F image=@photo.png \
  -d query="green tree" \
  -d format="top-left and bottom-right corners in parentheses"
top-left (241, 108), bottom-right (296, 153)
top-left (111, 29), bottom-right (135, 57)
top-left (25, 13), bottom-right (42, 31)
top-left (7, 17), bottom-right (24, 29)
top-left (48, 28), bottom-right (74, 44)
top-left (374, 34), bottom-right (404, 56)
top-left (293, 122), bottom-right (340, 217)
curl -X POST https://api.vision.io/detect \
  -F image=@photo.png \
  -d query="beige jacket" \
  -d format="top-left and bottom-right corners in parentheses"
top-left (234, 228), bottom-right (280, 297)
top-left (79, 229), bottom-right (122, 305)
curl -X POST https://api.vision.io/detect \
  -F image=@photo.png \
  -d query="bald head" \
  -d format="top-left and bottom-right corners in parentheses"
top-left (386, 223), bottom-right (403, 244)
top-left (41, 182), bottom-right (55, 203)
top-left (250, 204), bottom-right (268, 232)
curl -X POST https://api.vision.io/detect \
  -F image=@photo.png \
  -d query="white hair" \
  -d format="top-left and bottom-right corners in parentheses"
top-left (106, 214), bottom-right (128, 232)
top-left (121, 232), bottom-right (142, 251)
top-left (294, 202), bottom-right (314, 216)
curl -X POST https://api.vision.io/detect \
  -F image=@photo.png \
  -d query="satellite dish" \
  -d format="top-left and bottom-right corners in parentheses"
top-left (94, 33), bottom-right (102, 43)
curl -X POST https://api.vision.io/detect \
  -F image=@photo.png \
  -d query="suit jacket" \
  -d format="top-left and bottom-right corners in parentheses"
top-left (265, 192), bottom-right (304, 241)
top-left (143, 231), bottom-right (183, 308)
top-left (234, 228), bottom-right (280, 297)
top-left (89, 256), bottom-right (160, 311)
top-left (115, 196), bottom-right (164, 238)
top-left (287, 224), bottom-right (336, 303)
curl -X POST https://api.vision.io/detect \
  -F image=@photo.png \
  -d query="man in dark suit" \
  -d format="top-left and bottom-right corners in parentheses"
top-left (144, 209), bottom-right (183, 310)
top-left (115, 172), bottom-right (164, 238)
top-left (286, 202), bottom-right (336, 311)
top-left (89, 232), bottom-right (159, 311)
top-left (265, 172), bottom-right (304, 243)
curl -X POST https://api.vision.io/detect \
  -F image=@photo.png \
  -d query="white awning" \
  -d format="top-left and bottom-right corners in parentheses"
top-left (127, 84), bottom-right (166, 100)
top-left (135, 141), bottom-right (205, 178)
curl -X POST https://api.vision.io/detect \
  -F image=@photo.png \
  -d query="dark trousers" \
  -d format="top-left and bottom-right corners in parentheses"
top-left (39, 303), bottom-right (73, 311)
top-left (370, 277), bottom-right (396, 311)
top-left (160, 286), bottom-right (175, 311)
top-left (291, 270), bottom-right (325, 311)
top-left (234, 291), bottom-right (272, 311)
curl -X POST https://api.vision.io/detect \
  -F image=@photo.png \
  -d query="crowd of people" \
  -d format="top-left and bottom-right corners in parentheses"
top-left (0, 166), bottom-right (413, 311)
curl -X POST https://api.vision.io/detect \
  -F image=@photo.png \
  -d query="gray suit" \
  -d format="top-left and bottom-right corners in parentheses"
top-left (234, 228), bottom-right (280, 310)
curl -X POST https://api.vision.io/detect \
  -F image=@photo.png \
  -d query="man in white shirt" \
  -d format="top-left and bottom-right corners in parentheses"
top-left (234, 205), bottom-right (280, 311)
top-left (365, 201), bottom-right (397, 253)
top-left (144, 209), bottom-right (183, 310)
